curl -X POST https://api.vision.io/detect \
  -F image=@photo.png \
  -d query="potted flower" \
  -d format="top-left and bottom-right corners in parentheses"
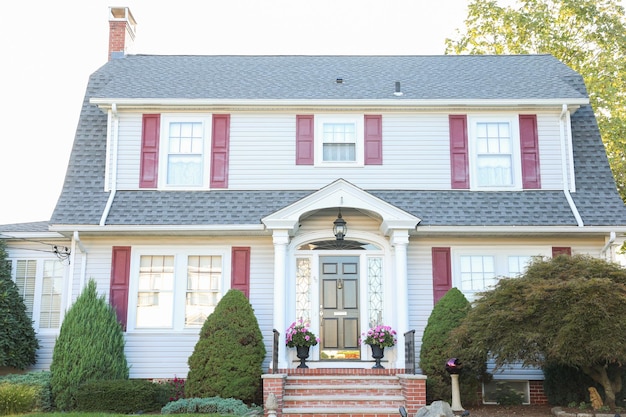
top-left (286, 319), bottom-right (319, 368)
top-left (361, 324), bottom-right (397, 368)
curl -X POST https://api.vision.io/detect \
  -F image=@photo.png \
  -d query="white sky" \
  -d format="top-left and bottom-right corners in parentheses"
top-left (0, 0), bottom-right (475, 225)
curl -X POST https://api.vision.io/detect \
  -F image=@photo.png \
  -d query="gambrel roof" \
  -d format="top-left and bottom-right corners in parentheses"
top-left (46, 54), bottom-right (626, 231)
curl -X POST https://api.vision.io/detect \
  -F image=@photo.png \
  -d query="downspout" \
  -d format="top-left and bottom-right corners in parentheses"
top-left (67, 231), bottom-right (89, 311)
top-left (100, 103), bottom-right (119, 226)
top-left (601, 231), bottom-right (616, 261)
top-left (560, 104), bottom-right (584, 227)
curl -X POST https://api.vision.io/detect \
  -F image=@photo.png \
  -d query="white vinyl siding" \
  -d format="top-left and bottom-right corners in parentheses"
top-left (112, 111), bottom-right (572, 191)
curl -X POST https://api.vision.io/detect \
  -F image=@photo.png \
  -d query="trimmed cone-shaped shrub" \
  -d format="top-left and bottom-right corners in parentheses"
top-left (419, 287), bottom-right (487, 405)
top-left (50, 279), bottom-right (128, 410)
top-left (186, 289), bottom-right (266, 404)
top-left (0, 241), bottom-right (39, 369)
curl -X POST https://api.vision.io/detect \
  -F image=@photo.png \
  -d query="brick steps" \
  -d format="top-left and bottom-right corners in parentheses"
top-left (281, 374), bottom-right (404, 417)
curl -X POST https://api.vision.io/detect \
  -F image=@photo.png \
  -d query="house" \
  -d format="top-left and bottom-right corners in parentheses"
top-left (3, 6), bottom-right (626, 413)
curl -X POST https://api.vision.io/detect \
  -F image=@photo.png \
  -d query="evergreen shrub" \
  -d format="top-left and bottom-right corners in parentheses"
top-left (0, 383), bottom-right (36, 415)
top-left (161, 396), bottom-right (259, 415)
top-left (419, 287), bottom-right (487, 405)
top-left (50, 279), bottom-right (129, 410)
top-left (186, 289), bottom-right (266, 404)
top-left (74, 379), bottom-right (170, 413)
top-left (0, 241), bottom-right (39, 369)
top-left (0, 371), bottom-right (53, 411)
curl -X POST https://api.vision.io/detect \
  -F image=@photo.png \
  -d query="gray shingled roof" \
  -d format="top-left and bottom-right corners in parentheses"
top-left (92, 55), bottom-right (586, 101)
top-left (42, 54), bottom-right (626, 229)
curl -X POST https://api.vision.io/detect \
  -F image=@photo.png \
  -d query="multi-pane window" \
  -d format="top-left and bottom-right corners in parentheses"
top-left (167, 122), bottom-right (204, 186)
top-left (15, 260), bottom-right (36, 318)
top-left (186, 256), bottom-right (221, 326)
top-left (507, 255), bottom-right (532, 277)
top-left (134, 253), bottom-right (223, 330)
top-left (460, 255), bottom-right (497, 292)
top-left (40, 260), bottom-right (63, 328)
top-left (323, 123), bottom-right (356, 162)
top-left (455, 249), bottom-right (548, 300)
top-left (475, 122), bottom-right (513, 187)
top-left (316, 115), bottom-right (364, 166)
top-left (13, 258), bottom-right (63, 330)
top-left (137, 256), bottom-right (175, 328)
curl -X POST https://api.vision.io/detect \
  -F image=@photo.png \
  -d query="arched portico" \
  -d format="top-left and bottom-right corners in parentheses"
top-left (262, 179), bottom-right (420, 369)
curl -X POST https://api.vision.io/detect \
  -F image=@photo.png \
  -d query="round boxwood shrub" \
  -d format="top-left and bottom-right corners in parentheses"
top-left (0, 241), bottom-right (39, 370)
top-left (50, 279), bottom-right (129, 410)
top-left (186, 289), bottom-right (266, 404)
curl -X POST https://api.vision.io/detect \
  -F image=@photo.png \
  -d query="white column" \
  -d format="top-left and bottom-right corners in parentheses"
top-left (272, 230), bottom-right (290, 369)
top-left (391, 229), bottom-right (410, 369)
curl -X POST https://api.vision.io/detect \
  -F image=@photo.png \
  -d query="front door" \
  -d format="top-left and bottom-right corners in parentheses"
top-left (319, 256), bottom-right (360, 360)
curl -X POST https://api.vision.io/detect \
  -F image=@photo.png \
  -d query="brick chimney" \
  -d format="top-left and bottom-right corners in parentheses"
top-left (108, 7), bottom-right (137, 61)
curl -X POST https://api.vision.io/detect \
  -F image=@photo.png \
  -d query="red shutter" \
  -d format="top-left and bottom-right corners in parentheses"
top-left (110, 246), bottom-right (131, 330)
top-left (139, 114), bottom-right (160, 188)
top-left (231, 247), bottom-right (251, 298)
top-left (552, 247), bottom-right (571, 257)
top-left (210, 114), bottom-right (230, 188)
top-left (364, 115), bottom-right (383, 165)
top-left (449, 115), bottom-right (469, 189)
top-left (296, 115), bottom-right (314, 165)
top-left (519, 114), bottom-right (541, 189)
top-left (432, 247), bottom-right (452, 304)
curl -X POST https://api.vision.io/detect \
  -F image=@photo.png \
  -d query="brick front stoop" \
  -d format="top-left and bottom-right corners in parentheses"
top-left (262, 369), bottom-right (427, 417)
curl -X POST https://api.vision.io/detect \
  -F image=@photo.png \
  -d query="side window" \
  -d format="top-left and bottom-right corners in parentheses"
top-left (459, 255), bottom-right (496, 293)
top-left (13, 258), bottom-right (63, 330)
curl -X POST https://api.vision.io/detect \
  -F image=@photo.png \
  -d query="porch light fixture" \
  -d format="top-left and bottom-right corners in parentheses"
top-left (333, 210), bottom-right (347, 241)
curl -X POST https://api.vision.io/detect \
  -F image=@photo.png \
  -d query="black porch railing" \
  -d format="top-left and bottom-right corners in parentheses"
top-left (272, 329), bottom-right (280, 373)
top-left (404, 329), bottom-right (416, 374)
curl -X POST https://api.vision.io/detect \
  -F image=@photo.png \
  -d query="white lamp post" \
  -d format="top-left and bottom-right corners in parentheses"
top-left (446, 358), bottom-right (464, 412)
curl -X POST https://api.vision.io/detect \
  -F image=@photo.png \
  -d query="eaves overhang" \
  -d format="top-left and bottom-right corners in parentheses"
top-left (90, 98), bottom-right (589, 111)
top-left (415, 225), bottom-right (626, 237)
top-left (48, 224), bottom-right (267, 238)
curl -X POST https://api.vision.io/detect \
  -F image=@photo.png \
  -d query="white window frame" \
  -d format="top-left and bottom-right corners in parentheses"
top-left (452, 247), bottom-right (550, 301)
top-left (127, 246), bottom-right (229, 332)
top-left (314, 114), bottom-right (364, 167)
top-left (9, 256), bottom-right (67, 333)
top-left (158, 114), bottom-right (213, 189)
top-left (468, 115), bottom-right (522, 190)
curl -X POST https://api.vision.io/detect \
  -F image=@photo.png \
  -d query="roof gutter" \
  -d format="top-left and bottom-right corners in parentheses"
top-left (100, 104), bottom-right (119, 226)
top-left (600, 231), bottom-right (616, 260)
top-left (90, 97), bottom-right (589, 109)
top-left (560, 104), bottom-right (584, 227)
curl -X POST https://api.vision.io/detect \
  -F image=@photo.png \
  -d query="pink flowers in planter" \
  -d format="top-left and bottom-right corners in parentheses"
top-left (360, 324), bottom-right (397, 348)
top-left (285, 319), bottom-right (319, 348)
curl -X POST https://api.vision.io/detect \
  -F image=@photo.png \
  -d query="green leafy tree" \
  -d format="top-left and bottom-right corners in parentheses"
top-left (419, 287), bottom-right (487, 405)
top-left (451, 255), bottom-right (626, 408)
top-left (446, 0), bottom-right (626, 201)
top-left (0, 241), bottom-right (39, 369)
top-left (50, 279), bottom-right (128, 410)
top-left (186, 289), bottom-right (266, 405)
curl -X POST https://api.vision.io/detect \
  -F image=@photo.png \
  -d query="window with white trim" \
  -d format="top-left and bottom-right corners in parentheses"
top-left (11, 258), bottom-right (64, 330)
top-left (454, 248), bottom-right (547, 301)
top-left (469, 116), bottom-right (521, 189)
top-left (132, 250), bottom-right (223, 330)
top-left (159, 115), bottom-right (211, 188)
top-left (316, 115), bottom-right (364, 166)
